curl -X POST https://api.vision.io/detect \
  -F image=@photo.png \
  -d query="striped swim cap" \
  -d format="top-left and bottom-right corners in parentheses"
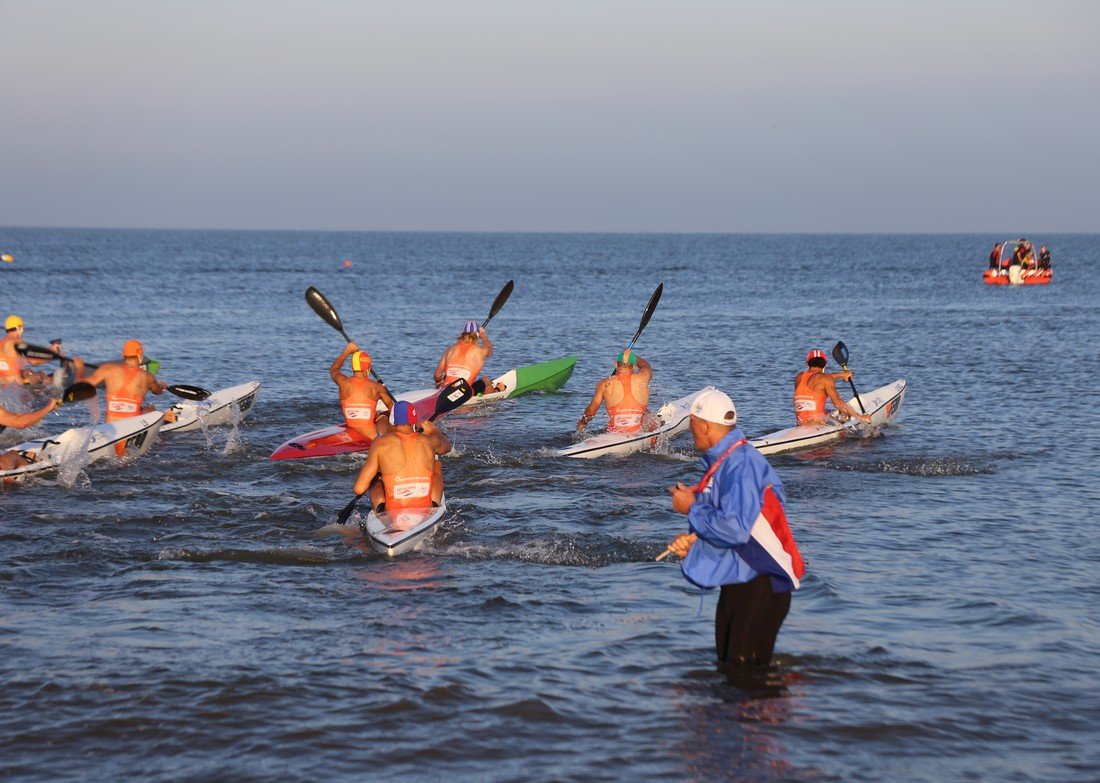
top-left (806, 349), bottom-right (826, 363)
top-left (463, 321), bottom-right (480, 334)
top-left (617, 349), bottom-right (637, 366)
top-left (391, 401), bottom-right (418, 426)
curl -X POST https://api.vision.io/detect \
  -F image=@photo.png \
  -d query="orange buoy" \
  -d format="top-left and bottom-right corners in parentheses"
top-left (1, 254), bottom-right (13, 263)
top-left (343, 259), bottom-right (352, 268)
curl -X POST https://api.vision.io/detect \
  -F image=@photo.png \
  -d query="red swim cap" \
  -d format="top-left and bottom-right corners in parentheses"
top-left (806, 349), bottom-right (826, 363)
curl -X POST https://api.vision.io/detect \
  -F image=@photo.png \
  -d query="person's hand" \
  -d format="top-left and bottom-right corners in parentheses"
top-left (667, 532), bottom-right (698, 558)
top-left (858, 413), bottom-right (872, 424)
top-left (837, 370), bottom-right (853, 381)
top-left (346, 341), bottom-right (358, 353)
top-left (419, 419), bottom-right (438, 435)
top-left (46, 398), bottom-right (61, 413)
top-left (668, 482), bottom-right (696, 514)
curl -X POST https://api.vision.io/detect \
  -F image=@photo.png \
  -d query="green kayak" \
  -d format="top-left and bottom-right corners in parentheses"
top-left (478, 355), bottom-right (578, 402)
top-left (396, 356), bottom-right (578, 410)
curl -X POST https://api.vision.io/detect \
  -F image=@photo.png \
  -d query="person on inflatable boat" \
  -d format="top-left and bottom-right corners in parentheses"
top-left (576, 349), bottom-right (653, 434)
top-left (83, 340), bottom-right (171, 455)
top-left (0, 396), bottom-right (61, 470)
top-left (434, 321), bottom-right (504, 396)
top-left (330, 342), bottom-right (394, 442)
top-left (664, 387), bottom-right (805, 665)
top-left (793, 349), bottom-right (871, 426)
top-left (353, 400), bottom-right (452, 514)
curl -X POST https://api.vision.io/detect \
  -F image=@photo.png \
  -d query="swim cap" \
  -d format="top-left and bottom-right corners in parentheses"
top-left (4, 315), bottom-right (23, 331)
top-left (122, 339), bottom-right (143, 358)
top-left (690, 386), bottom-right (737, 426)
top-left (463, 321), bottom-right (480, 334)
top-left (350, 350), bottom-right (371, 373)
top-left (391, 400), bottom-right (418, 426)
top-left (617, 349), bottom-right (638, 366)
top-left (806, 349), bottom-right (827, 363)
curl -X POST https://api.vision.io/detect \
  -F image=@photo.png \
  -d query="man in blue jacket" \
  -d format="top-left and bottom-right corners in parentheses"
top-left (665, 387), bottom-right (805, 665)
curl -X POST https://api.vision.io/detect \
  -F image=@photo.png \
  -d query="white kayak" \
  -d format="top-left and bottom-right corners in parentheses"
top-left (749, 380), bottom-right (907, 456)
top-left (365, 497), bottom-right (449, 556)
top-left (0, 411), bottom-right (165, 484)
top-left (317, 497), bottom-right (449, 556)
top-left (162, 381), bottom-right (260, 434)
top-left (554, 389), bottom-right (699, 459)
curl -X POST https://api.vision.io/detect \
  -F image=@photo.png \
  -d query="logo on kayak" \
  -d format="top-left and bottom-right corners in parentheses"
top-left (446, 389), bottom-right (465, 403)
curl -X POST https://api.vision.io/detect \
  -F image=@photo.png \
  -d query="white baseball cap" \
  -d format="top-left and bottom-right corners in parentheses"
top-left (690, 386), bottom-right (737, 426)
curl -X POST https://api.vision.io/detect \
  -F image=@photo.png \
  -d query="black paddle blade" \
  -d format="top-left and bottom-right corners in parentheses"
top-left (431, 379), bottom-right (474, 420)
top-left (335, 492), bottom-right (365, 526)
top-left (61, 382), bottom-right (97, 404)
top-left (15, 342), bottom-right (62, 361)
top-left (305, 286), bottom-right (346, 335)
top-left (167, 384), bottom-right (212, 401)
top-left (482, 280), bottom-right (514, 329)
top-left (629, 283), bottom-right (664, 348)
top-left (832, 341), bottom-right (850, 367)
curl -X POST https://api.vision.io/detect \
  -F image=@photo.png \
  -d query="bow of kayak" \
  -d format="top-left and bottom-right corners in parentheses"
top-left (163, 381), bottom-right (260, 434)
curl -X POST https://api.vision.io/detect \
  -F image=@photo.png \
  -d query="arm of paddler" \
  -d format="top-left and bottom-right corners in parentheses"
top-left (353, 447), bottom-right (381, 496)
top-left (577, 380), bottom-right (605, 430)
top-left (330, 342), bottom-right (356, 384)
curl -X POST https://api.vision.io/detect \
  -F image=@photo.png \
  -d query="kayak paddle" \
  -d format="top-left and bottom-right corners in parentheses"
top-left (628, 283), bottom-right (664, 351)
top-left (831, 341), bottom-right (866, 414)
top-left (480, 280), bottom-right (514, 331)
top-left (305, 286), bottom-right (396, 401)
top-left (61, 382), bottom-right (97, 404)
top-left (17, 343), bottom-right (209, 400)
top-left (334, 377), bottom-right (473, 527)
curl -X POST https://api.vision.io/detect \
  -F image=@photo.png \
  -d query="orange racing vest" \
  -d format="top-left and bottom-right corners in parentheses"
top-left (382, 431), bottom-right (436, 511)
top-left (793, 370), bottom-right (827, 423)
top-left (443, 342), bottom-right (484, 385)
top-left (341, 376), bottom-right (380, 438)
top-left (0, 336), bottom-right (23, 383)
top-left (106, 365), bottom-right (145, 422)
top-left (607, 374), bottom-right (647, 434)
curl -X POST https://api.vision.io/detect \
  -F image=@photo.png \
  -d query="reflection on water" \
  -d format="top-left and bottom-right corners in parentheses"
top-left (674, 666), bottom-right (812, 782)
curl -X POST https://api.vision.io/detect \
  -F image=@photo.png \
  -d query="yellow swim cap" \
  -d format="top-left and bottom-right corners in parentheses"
top-left (5, 315), bottom-right (23, 331)
top-left (351, 350), bottom-right (372, 373)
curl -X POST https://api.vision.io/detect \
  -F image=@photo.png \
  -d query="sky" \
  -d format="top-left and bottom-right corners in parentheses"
top-left (2, 0), bottom-right (1098, 232)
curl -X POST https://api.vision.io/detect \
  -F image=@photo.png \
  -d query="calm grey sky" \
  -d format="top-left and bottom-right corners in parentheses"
top-left (2, 0), bottom-right (1098, 232)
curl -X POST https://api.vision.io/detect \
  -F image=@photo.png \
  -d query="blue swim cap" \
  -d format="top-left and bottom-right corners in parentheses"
top-left (463, 321), bottom-right (480, 334)
top-left (391, 401), bottom-right (418, 426)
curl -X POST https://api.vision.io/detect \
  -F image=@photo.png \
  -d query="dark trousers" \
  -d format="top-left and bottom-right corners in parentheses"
top-left (714, 575), bottom-right (791, 665)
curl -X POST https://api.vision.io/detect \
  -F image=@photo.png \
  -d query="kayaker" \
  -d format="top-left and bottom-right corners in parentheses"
top-left (434, 321), bottom-right (503, 396)
top-left (793, 350), bottom-right (872, 425)
top-left (83, 340), bottom-right (170, 455)
top-left (330, 342), bottom-right (394, 442)
top-left (664, 387), bottom-right (805, 666)
top-left (0, 316), bottom-right (52, 387)
top-left (988, 244), bottom-right (1001, 271)
top-left (353, 401), bottom-right (452, 513)
top-left (0, 397), bottom-right (61, 470)
top-left (576, 349), bottom-right (653, 434)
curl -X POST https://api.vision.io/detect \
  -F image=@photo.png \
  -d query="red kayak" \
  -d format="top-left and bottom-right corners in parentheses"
top-left (269, 392), bottom-right (442, 461)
